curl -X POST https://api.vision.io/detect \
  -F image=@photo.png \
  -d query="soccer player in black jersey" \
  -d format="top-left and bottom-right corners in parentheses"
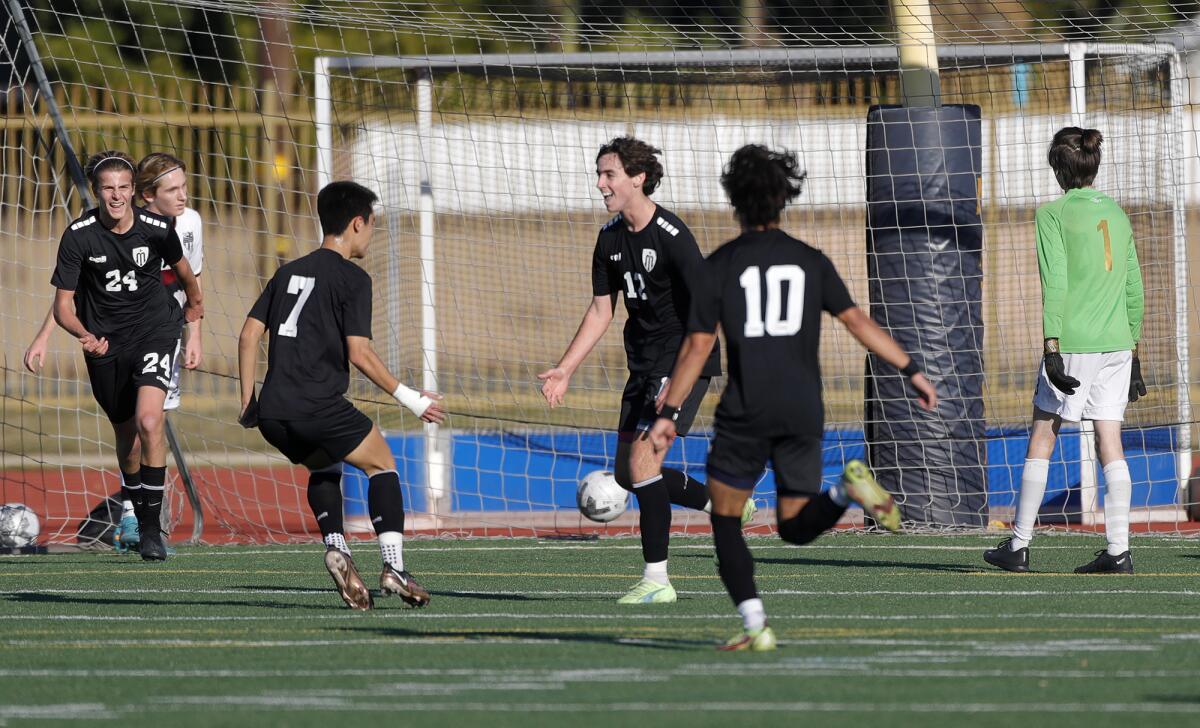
top-left (650, 145), bottom-right (938, 650)
top-left (238, 181), bottom-right (446, 610)
top-left (49, 150), bottom-right (204, 561)
top-left (539, 136), bottom-right (748, 604)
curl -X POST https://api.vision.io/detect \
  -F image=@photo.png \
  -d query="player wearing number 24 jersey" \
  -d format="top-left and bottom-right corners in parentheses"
top-left (649, 145), bottom-right (936, 650)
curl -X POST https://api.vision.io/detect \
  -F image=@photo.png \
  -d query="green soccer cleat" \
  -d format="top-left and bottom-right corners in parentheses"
top-left (113, 514), bottom-right (140, 553)
top-left (740, 498), bottom-right (758, 527)
top-left (718, 625), bottom-right (777, 652)
top-left (842, 459), bottom-right (901, 533)
top-left (617, 578), bottom-right (677, 604)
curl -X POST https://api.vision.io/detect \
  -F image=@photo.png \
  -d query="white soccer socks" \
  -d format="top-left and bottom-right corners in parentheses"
top-left (1011, 458), bottom-right (1050, 550)
top-left (1103, 460), bottom-right (1132, 556)
top-left (324, 532), bottom-right (349, 554)
top-left (737, 598), bottom-right (766, 632)
top-left (379, 530), bottom-right (405, 572)
top-left (643, 559), bottom-right (669, 585)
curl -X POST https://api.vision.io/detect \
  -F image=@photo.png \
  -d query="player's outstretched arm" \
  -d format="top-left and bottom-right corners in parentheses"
top-left (52, 288), bottom-right (107, 357)
top-left (537, 294), bottom-right (615, 408)
top-left (23, 304), bottom-right (57, 373)
top-left (346, 335), bottom-right (446, 424)
top-left (237, 316), bottom-right (266, 424)
top-left (836, 306), bottom-right (938, 411)
top-left (171, 257), bottom-right (204, 323)
top-left (648, 330), bottom-right (717, 453)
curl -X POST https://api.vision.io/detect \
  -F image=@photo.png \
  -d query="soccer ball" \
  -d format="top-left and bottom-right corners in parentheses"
top-left (576, 470), bottom-right (629, 523)
top-left (0, 503), bottom-right (40, 548)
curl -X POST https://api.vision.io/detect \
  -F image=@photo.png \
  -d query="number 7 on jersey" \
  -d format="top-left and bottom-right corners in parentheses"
top-left (278, 275), bottom-right (315, 337)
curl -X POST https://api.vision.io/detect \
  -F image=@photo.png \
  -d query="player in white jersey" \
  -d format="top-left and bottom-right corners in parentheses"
top-left (24, 151), bottom-right (204, 551)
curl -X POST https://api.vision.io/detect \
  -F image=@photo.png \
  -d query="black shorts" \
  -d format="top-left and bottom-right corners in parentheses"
top-left (706, 425), bottom-right (823, 496)
top-left (85, 334), bottom-right (181, 423)
top-left (258, 400), bottom-right (374, 466)
top-left (617, 373), bottom-right (710, 441)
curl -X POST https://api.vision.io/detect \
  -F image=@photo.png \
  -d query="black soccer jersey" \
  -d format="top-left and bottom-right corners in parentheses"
top-left (591, 206), bottom-right (721, 377)
top-left (248, 248), bottom-right (373, 420)
top-left (689, 229), bottom-right (855, 436)
top-left (50, 208), bottom-right (185, 349)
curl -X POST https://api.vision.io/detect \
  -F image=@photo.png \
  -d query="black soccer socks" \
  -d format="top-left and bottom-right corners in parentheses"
top-left (367, 470), bottom-right (405, 535)
top-left (633, 476), bottom-right (671, 564)
top-left (660, 468), bottom-right (710, 511)
top-left (777, 491), bottom-right (846, 546)
top-left (711, 513), bottom-right (757, 605)
top-left (307, 467), bottom-right (345, 539)
top-left (137, 464), bottom-right (167, 535)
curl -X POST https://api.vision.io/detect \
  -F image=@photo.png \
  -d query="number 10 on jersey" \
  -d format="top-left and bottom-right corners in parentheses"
top-left (739, 265), bottom-right (805, 338)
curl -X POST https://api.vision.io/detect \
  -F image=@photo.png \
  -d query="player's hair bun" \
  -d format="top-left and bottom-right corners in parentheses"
top-left (1080, 129), bottom-right (1103, 154)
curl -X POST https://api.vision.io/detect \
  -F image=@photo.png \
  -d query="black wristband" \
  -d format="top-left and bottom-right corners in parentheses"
top-left (900, 360), bottom-right (921, 378)
top-left (659, 404), bottom-right (680, 422)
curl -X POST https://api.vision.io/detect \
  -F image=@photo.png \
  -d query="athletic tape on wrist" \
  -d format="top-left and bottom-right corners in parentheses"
top-left (392, 383), bottom-right (433, 417)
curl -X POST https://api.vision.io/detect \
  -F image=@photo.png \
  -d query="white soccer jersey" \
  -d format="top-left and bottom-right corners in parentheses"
top-left (161, 207), bottom-right (204, 308)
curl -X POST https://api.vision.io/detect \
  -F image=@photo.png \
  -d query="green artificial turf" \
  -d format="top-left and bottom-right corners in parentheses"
top-left (2, 534), bottom-right (1199, 727)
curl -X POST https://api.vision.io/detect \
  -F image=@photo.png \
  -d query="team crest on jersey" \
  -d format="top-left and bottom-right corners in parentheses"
top-left (642, 249), bottom-right (657, 272)
top-left (132, 246), bottom-right (150, 267)
top-left (181, 231), bottom-right (194, 252)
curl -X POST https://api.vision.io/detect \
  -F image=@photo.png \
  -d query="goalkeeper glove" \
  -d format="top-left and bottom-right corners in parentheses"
top-left (1129, 355), bottom-right (1147, 403)
top-left (1043, 340), bottom-right (1079, 396)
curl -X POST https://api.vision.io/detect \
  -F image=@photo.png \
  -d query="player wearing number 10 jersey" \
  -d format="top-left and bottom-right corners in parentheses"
top-left (50, 150), bottom-right (203, 562)
top-left (239, 181), bottom-right (446, 610)
top-left (650, 145), bottom-right (937, 650)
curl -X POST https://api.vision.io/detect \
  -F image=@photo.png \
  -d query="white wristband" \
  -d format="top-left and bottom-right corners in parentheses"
top-left (392, 383), bottom-right (433, 418)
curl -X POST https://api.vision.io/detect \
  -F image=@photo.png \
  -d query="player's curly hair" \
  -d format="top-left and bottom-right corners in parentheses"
top-left (318, 180), bottom-right (378, 236)
top-left (84, 150), bottom-right (136, 192)
top-left (721, 144), bottom-right (806, 228)
top-left (596, 136), bottom-right (664, 195)
top-left (1048, 127), bottom-right (1103, 190)
top-left (136, 152), bottom-right (187, 200)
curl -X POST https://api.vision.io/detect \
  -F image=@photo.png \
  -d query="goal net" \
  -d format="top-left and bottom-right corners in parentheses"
top-left (1, 1), bottom-right (1195, 543)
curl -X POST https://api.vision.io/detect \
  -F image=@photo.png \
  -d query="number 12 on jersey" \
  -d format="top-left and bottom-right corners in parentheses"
top-left (739, 264), bottom-right (805, 338)
top-left (278, 275), bottom-right (315, 337)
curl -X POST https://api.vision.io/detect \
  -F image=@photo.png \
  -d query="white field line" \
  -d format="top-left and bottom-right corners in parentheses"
top-left (91, 699), bottom-right (1200, 715)
top-left (5, 611), bottom-right (1200, 622)
top-left (1, 637), bottom-right (566, 648)
top-left (2, 587), bottom-right (1199, 597)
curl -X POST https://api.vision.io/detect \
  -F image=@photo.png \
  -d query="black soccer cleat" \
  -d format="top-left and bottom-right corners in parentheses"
top-left (1074, 549), bottom-right (1133, 574)
top-left (983, 537), bottom-right (1029, 573)
top-left (139, 530), bottom-right (168, 562)
top-left (380, 565), bottom-right (431, 608)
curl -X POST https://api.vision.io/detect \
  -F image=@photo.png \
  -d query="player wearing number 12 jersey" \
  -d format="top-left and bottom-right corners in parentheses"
top-left (49, 150), bottom-right (204, 562)
top-left (239, 181), bottom-right (446, 610)
top-left (650, 145), bottom-right (937, 650)
top-left (985, 127), bottom-right (1145, 576)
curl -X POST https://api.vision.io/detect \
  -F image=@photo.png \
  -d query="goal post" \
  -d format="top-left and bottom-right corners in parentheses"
top-left (314, 41), bottom-right (1191, 530)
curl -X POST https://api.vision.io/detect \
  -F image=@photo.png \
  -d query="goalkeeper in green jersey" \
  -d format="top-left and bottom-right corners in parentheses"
top-left (985, 127), bottom-right (1145, 575)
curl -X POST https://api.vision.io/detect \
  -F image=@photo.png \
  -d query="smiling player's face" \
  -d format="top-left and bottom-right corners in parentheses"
top-left (96, 168), bottom-right (134, 225)
top-left (596, 153), bottom-right (645, 215)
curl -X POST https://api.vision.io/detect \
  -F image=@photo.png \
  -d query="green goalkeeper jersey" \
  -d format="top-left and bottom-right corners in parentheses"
top-left (1036, 187), bottom-right (1143, 353)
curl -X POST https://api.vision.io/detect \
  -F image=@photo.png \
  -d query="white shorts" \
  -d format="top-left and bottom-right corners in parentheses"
top-left (163, 336), bottom-right (184, 411)
top-left (1033, 350), bottom-right (1131, 422)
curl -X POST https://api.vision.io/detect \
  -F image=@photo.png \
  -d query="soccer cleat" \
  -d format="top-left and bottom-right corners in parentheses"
top-left (138, 530), bottom-right (168, 562)
top-left (323, 548), bottom-right (374, 610)
top-left (380, 565), bottom-right (431, 607)
top-left (983, 537), bottom-right (1030, 573)
top-left (842, 459), bottom-right (901, 533)
top-left (718, 625), bottom-right (777, 652)
top-left (617, 578), bottom-right (677, 604)
top-left (1074, 550), bottom-right (1133, 574)
top-left (113, 514), bottom-right (140, 553)
top-left (740, 498), bottom-right (758, 527)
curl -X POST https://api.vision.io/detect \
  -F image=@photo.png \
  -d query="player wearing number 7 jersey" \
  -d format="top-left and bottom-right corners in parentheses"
top-left (648, 145), bottom-right (937, 650)
top-left (238, 181), bottom-right (446, 610)
top-left (49, 150), bottom-right (204, 562)
top-left (985, 127), bottom-right (1145, 575)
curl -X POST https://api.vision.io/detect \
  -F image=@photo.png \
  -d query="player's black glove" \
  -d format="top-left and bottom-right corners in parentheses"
top-left (1043, 352), bottom-right (1079, 396)
top-left (1129, 355), bottom-right (1147, 403)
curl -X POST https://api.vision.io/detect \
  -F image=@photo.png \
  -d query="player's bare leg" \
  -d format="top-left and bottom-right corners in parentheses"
top-left (985, 409), bottom-right (1061, 572)
top-left (710, 478), bottom-right (775, 651)
top-left (343, 426), bottom-right (430, 607)
top-left (133, 386), bottom-right (169, 561)
top-left (1076, 420), bottom-right (1133, 574)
